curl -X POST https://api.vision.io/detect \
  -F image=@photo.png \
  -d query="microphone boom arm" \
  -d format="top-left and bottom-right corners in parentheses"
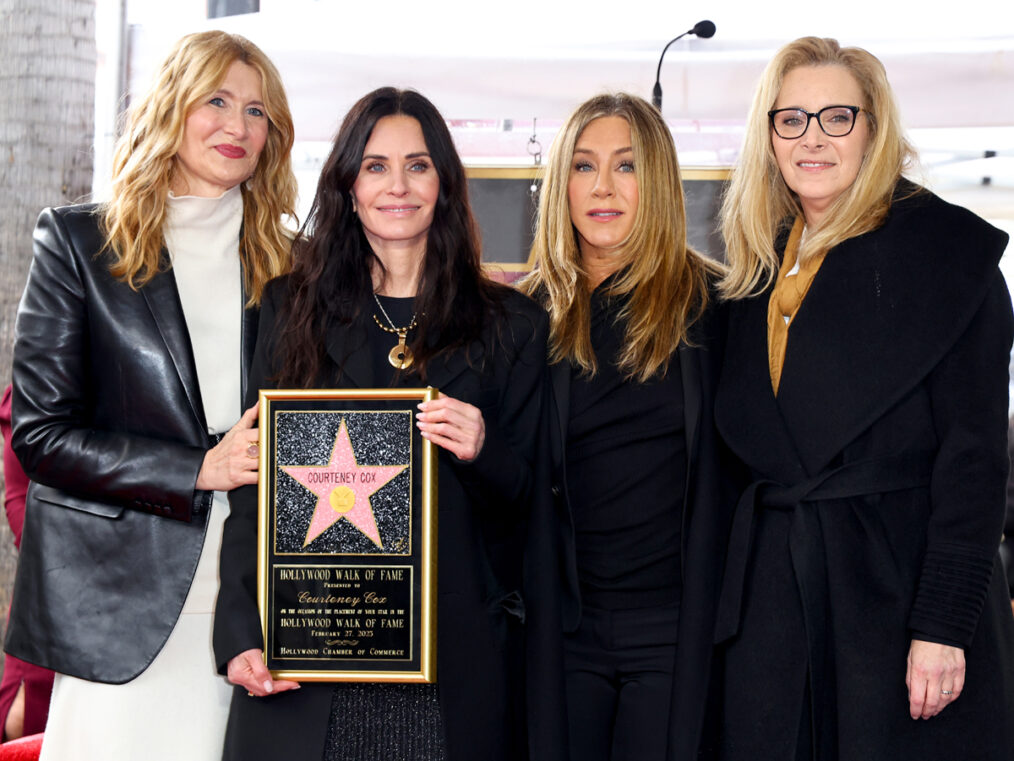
top-left (652, 20), bottom-right (715, 110)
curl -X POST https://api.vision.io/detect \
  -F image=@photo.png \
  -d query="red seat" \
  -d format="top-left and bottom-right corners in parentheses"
top-left (0, 733), bottom-right (43, 761)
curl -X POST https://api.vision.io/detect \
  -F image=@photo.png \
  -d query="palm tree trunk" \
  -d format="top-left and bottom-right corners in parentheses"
top-left (0, 0), bottom-right (96, 672)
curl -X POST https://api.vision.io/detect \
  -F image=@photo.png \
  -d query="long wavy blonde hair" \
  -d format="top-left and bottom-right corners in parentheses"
top-left (522, 93), bottom-right (712, 382)
top-left (720, 36), bottom-right (917, 299)
top-left (102, 30), bottom-right (297, 303)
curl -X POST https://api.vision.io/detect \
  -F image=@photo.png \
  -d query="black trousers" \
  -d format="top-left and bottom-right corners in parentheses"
top-left (563, 604), bottom-right (679, 761)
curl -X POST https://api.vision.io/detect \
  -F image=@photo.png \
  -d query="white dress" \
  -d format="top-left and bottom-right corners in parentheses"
top-left (40, 186), bottom-right (244, 760)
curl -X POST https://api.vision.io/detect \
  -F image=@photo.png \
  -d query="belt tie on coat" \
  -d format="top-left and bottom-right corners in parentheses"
top-left (713, 451), bottom-right (934, 758)
top-left (714, 451), bottom-right (935, 644)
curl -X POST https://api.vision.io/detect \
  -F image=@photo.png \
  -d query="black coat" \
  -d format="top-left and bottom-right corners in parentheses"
top-left (547, 291), bottom-right (734, 760)
top-left (714, 185), bottom-right (1014, 760)
top-left (5, 204), bottom-right (256, 683)
top-left (213, 278), bottom-right (555, 761)
top-left (1003, 422), bottom-right (1014, 595)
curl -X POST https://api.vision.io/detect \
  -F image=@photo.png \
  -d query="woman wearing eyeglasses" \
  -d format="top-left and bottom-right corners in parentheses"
top-left (714, 37), bottom-right (1014, 760)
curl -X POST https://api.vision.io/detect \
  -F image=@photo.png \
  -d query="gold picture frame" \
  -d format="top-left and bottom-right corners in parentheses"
top-left (257, 388), bottom-right (438, 682)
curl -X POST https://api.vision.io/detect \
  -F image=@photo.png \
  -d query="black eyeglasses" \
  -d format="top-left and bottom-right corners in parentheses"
top-left (768, 105), bottom-right (862, 139)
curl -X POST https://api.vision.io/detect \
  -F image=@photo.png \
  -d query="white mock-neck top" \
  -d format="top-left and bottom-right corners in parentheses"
top-left (165, 184), bottom-right (243, 435)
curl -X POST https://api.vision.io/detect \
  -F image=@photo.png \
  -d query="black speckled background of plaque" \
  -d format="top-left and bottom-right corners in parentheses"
top-left (274, 411), bottom-right (411, 555)
top-left (262, 395), bottom-right (430, 679)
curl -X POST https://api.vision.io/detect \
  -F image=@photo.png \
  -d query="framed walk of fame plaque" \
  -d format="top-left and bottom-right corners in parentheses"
top-left (257, 388), bottom-right (438, 682)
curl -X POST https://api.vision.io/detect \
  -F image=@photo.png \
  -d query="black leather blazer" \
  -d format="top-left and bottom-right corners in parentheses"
top-left (4, 204), bottom-right (258, 684)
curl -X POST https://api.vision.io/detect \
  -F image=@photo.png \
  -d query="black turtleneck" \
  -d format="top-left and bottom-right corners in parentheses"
top-left (565, 282), bottom-right (686, 611)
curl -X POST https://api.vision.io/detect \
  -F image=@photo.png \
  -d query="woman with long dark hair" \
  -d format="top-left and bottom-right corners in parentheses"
top-left (213, 87), bottom-right (551, 761)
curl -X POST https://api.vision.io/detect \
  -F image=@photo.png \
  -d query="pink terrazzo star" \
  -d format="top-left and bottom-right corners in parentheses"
top-left (281, 419), bottom-right (407, 549)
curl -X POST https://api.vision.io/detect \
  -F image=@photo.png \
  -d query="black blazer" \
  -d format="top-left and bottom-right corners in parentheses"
top-left (5, 204), bottom-right (257, 684)
top-left (213, 278), bottom-right (556, 761)
top-left (547, 290), bottom-right (733, 761)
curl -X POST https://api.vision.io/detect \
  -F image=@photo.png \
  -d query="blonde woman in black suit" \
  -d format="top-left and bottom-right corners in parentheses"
top-left (7, 31), bottom-right (296, 760)
top-left (524, 92), bottom-right (731, 761)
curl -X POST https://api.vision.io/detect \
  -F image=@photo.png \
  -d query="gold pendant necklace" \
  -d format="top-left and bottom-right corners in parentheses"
top-left (373, 294), bottom-right (418, 370)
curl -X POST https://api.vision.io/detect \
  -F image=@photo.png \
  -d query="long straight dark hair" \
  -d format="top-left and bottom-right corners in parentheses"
top-left (275, 87), bottom-right (504, 387)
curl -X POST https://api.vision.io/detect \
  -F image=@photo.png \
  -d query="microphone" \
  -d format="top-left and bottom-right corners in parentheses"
top-left (652, 20), bottom-right (717, 110)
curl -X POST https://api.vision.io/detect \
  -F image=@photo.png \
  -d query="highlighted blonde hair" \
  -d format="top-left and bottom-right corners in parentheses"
top-left (522, 93), bottom-right (712, 382)
top-left (720, 36), bottom-right (917, 299)
top-left (102, 30), bottom-right (297, 303)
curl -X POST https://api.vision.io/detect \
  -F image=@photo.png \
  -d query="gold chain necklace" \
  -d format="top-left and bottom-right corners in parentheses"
top-left (372, 293), bottom-right (418, 370)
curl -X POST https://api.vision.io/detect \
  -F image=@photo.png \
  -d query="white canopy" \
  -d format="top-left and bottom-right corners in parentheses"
top-left (94, 0), bottom-right (1014, 219)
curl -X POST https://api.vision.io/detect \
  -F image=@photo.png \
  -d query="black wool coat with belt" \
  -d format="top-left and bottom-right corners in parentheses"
top-left (714, 183), bottom-right (1014, 761)
top-left (213, 276), bottom-right (560, 761)
top-left (5, 204), bottom-right (257, 683)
